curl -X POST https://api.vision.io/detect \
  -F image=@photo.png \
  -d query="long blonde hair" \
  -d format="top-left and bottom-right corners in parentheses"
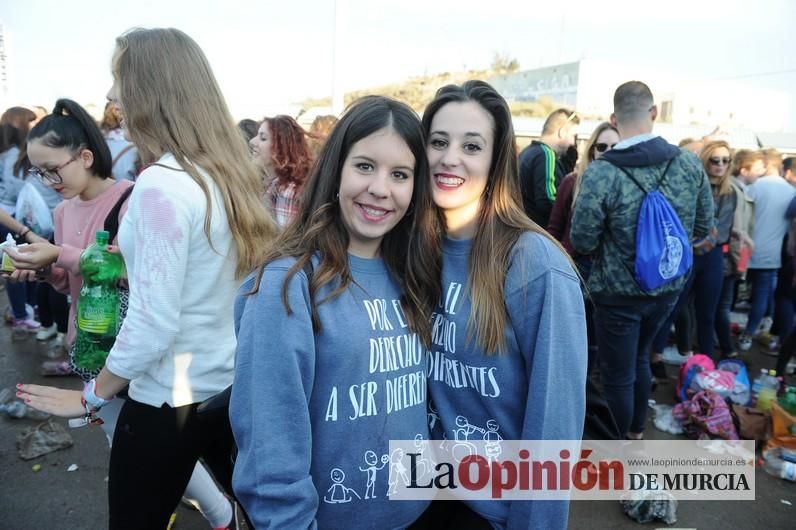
top-left (112, 28), bottom-right (276, 278)
top-left (423, 81), bottom-right (568, 354)
top-left (700, 141), bottom-right (733, 197)
top-left (573, 122), bottom-right (618, 204)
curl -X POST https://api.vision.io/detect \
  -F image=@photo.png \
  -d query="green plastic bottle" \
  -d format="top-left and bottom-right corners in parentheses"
top-left (73, 231), bottom-right (124, 371)
top-left (756, 370), bottom-right (778, 411)
top-left (779, 387), bottom-right (796, 416)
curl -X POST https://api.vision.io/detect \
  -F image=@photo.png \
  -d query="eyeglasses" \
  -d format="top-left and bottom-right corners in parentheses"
top-left (28, 154), bottom-right (79, 184)
top-left (709, 157), bottom-right (731, 166)
top-left (594, 142), bottom-right (617, 153)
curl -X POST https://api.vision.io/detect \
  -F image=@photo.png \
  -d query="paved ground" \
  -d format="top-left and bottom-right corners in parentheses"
top-left (0, 294), bottom-right (794, 529)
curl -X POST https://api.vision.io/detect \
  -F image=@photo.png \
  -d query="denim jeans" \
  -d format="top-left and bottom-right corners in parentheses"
top-left (652, 246), bottom-right (724, 356)
top-left (594, 292), bottom-right (678, 435)
top-left (715, 274), bottom-right (737, 356)
top-left (744, 269), bottom-right (778, 336)
top-left (691, 247), bottom-right (725, 356)
top-left (651, 289), bottom-right (693, 353)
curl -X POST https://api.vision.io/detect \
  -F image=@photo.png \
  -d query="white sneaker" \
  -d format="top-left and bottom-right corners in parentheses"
top-left (759, 316), bottom-right (773, 334)
top-left (662, 346), bottom-right (691, 366)
top-left (36, 324), bottom-right (57, 341)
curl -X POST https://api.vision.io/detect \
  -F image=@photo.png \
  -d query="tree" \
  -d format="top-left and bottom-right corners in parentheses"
top-left (491, 53), bottom-right (520, 74)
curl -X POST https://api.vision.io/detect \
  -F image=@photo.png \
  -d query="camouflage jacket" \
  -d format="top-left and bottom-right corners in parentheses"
top-left (570, 137), bottom-right (714, 298)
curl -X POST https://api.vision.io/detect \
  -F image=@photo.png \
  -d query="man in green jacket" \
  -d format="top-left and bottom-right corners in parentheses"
top-left (571, 81), bottom-right (714, 440)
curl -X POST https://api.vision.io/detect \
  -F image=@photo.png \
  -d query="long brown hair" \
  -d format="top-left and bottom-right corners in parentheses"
top-left (423, 80), bottom-right (565, 354)
top-left (112, 28), bottom-right (276, 278)
top-left (700, 140), bottom-right (732, 196)
top-left (252, 96), bottom-right (443, 346)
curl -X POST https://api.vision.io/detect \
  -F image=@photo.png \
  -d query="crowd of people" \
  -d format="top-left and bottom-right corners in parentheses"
top-left (0, 26), bottom-right (792, 530)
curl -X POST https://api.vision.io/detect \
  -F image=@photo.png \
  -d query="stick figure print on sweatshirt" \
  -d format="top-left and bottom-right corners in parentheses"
top-left (450, 414), bottom-right (482, 462)
top-left (359, 450), bottom-right (389, 500)
top-left (323, 468), bottom-right (361, 504)
top-left (387, 448), bottom-right (411, 496)
top-left (483, 419), bottom-right (504, 462)
top-left (428, 400), bottom-right (440, 432)
top-left (411, 434), bottom-right (436, 478)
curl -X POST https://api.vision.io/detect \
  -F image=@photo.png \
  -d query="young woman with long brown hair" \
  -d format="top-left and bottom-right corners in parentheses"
top-left (419, 80), bottom-right (586, 529)
top-left (230, 95), bottom-right (442, 529)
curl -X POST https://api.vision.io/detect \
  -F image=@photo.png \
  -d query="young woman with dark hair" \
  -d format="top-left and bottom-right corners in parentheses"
top-left (417, 81), bottom-right (586, 529)
top-left (231, 95), bottom-right (442, 529)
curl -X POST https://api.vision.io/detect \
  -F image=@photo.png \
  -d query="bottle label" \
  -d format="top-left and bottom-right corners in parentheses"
top-left (782, 461), bottom-right (796, 482)
top-left (78, 305), bottom-right (115, 334)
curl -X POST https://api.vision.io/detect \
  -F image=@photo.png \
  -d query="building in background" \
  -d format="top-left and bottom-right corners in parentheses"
top-left (490, 59), bottom-right (795, 155)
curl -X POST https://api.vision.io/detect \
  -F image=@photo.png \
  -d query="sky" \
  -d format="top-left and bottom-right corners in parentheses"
top-left (1, 0), bottom-right (794, 129)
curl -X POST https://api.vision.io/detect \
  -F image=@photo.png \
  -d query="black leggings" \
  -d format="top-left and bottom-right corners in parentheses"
top-left (108, 398), bottom-right (235, 530)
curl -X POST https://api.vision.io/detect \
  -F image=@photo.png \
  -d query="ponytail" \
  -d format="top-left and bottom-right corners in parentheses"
top-left (28, 98), bottom-right (113, 179)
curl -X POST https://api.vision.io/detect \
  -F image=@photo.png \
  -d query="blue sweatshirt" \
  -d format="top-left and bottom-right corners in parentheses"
top-left (427, 232), bottom-right (587, 530)
top-left (230, 254), bottom-right (430, 530)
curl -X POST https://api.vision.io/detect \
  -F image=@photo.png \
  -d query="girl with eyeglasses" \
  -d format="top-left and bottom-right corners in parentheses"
top-left (7, 98), bottom-right (238, 530)
top-left (16, 27), bottom-right (277, 529)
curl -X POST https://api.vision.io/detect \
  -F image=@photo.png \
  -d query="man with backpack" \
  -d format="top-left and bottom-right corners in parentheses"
top-left (571, 81), bottom-right (714, 439)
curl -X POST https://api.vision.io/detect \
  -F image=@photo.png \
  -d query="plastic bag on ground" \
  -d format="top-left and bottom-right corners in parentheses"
top-left (16, 419), bottom-right (74, 460)
top-left (620, 489), bottom-right (678, 524)
top-left (650, 402), bottom-right (684, 435)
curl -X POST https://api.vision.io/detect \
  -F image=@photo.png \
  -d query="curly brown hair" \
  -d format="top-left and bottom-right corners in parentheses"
top-left (264, 115), bottom-right (313, 187)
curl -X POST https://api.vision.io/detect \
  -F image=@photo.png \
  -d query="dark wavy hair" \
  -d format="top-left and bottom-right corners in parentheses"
top-left (251, 95), bottom-right (443, 347)
top-left (264, 115), bottom-right (313, 188)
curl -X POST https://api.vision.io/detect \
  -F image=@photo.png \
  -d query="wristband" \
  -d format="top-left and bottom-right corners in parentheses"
top-left (82, 378), bottom-right (113, 411)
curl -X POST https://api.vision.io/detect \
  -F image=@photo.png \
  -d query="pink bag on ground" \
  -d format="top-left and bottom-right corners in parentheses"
top-left (672, 390), bottom-right (740, 440)
top-left (676, 354), bottom-right (715, 402)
